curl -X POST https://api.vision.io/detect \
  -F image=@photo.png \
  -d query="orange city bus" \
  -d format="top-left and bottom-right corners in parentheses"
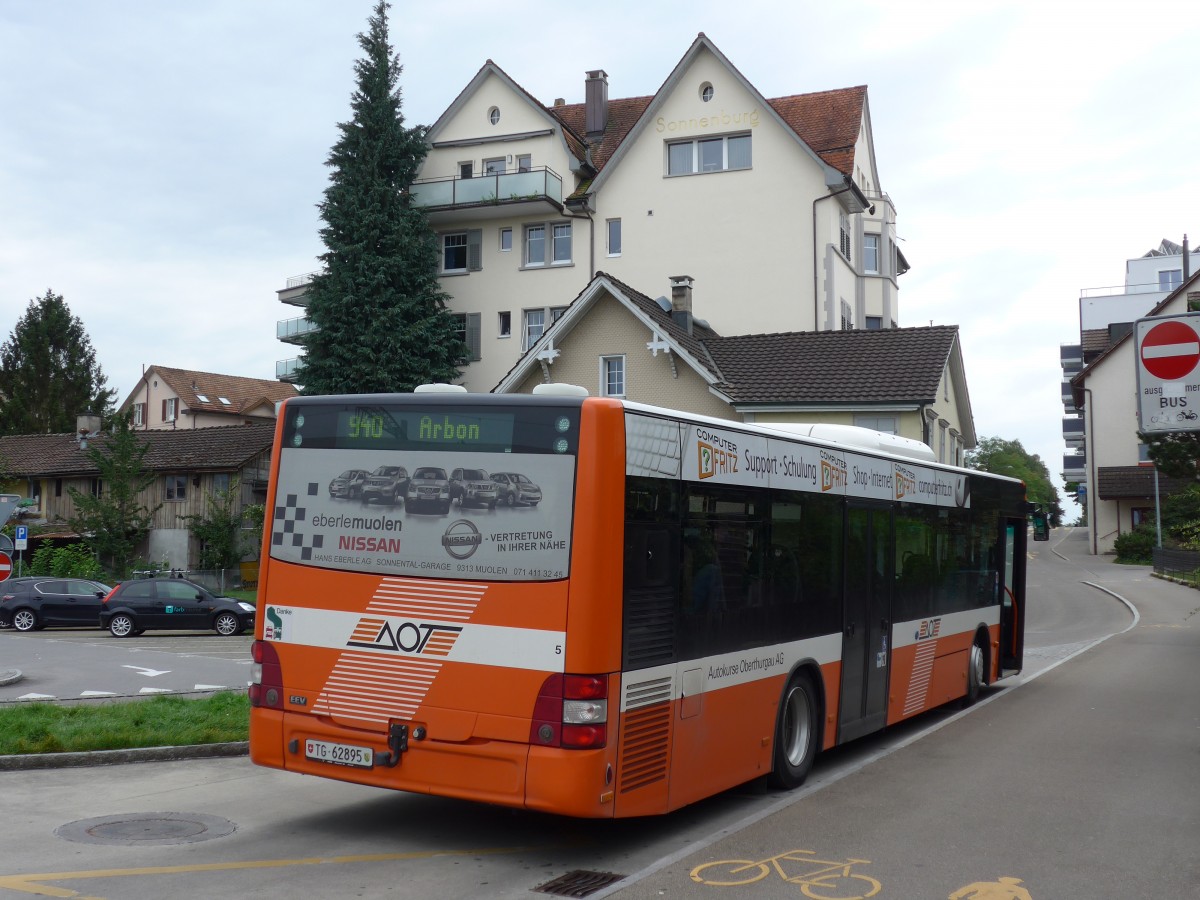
top-left (249, 384), bottom-right (1027, 818)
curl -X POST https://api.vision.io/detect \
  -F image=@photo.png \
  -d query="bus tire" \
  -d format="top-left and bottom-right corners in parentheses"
top-left (768, 671), bottom-right (819, 790)
top-left (962, 635), bottom-right (986, 707)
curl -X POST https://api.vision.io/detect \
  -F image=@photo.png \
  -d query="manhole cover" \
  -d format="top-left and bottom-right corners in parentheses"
top-left (56, 812), bottom-right (237, 846)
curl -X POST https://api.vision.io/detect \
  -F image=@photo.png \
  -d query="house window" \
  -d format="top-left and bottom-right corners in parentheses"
top-left (839, 213), bottom-right (851, 261)
top-left (525, 225), bottom-right (545, 267)
top-left (524, 222), bottom-right (571, 268)
top-left (90, 477), bottom-right (102, 497)
top-left (840, 300), bottom-right (853, 331)
top-left (938, 421), bottom-right (948, 463)
top-left (484, 157), bottom-right (505, 175)
top-left (1138, 443), bottom-right (1152, 464)
top-left (452, 312), bottom-right (482, 361)
top-left (523, 309), bottom-right (546, 350)
top-left (500, 227), bottom-right (512, 252)
top-left (700, 82), bottom-right (714, 102)
top-left (133, 403), bottom-right (145, 427)
top-left (1159, 269), bottom-right (1183, 292)
top-left (1131, 507), bottom-right (1154, 528)
top-left (601, 356), bottom-right (626, 397)
top-left (854, 415), bottom-right (897, 434)
top-left (865, 316), bottom-right (883, 330)
top-left (517, 154), bottom-right (531, 173)
top-left (442, 232), bottom-right (468, 273)
top-left (212, 473), bottom-right (231, 495)
top-left (607, 218), bottom-right (622, 256)
top-left (498, 311), bottom-right (511, 338)
top-left (164, 475), bottom-right (187, 501)
top-left (55, 478), bottom-right (62, 498)
top-left (442, 230), bottom-right (481, 273)
top-left (162, 398), bottom-right (177, 422)
top-left (864, 234), bottom-right (879, 274)
top-left (487, 106), bottom-right (500, 126)
top-left (458, 162), bottom-right (473, 179)
top-left (666, 133), bottom-right (752, 175)
top-left (552, 223), bottom-right (572, 264)
top-left (522, 307), bottom-right (567, 350)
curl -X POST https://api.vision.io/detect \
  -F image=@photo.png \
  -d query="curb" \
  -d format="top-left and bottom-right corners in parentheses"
top-left (0, 741), bottom-right (249, 771)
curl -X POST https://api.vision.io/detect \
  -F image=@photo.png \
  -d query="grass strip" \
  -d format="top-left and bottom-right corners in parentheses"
top-left (0, 692), bottom-right (249, 755)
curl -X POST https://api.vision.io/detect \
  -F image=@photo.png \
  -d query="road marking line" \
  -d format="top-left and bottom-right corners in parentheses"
top-left (0, 845), bottom-right (536, 897)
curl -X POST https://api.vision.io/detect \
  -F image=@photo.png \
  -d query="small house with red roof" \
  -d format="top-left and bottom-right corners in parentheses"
top-left (119, 365), bottom-right (298, 431)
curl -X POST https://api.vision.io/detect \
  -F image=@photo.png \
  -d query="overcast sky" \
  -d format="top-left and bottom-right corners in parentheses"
top-left (3, 1), bottom-right (1197, 512)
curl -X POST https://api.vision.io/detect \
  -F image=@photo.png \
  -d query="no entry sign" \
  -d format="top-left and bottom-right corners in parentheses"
top-left (1141, 319), bottom-right (1200, 380)
top-left (1136, 314), bottom-right (1200, 434)
top-left (0, 550), bottom-right (12, 583)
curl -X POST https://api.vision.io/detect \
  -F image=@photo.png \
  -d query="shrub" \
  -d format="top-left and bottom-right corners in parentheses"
top-left (28, 543), bottom-right (104, 579)
top-left (1113, 525), bottom-right (1157, 564)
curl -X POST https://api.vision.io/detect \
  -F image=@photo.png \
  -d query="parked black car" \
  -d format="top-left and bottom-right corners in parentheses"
top-left (0, 577), bottom-right (112, 631)
top-left (98, 577), bottom-right (255, 637)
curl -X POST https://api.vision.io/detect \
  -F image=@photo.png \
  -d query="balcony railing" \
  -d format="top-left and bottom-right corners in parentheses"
top-left (286, 270), bottom-right (319, 289)
top-left (1079, 282), bottom-right (1172, 298)
top-left (1062, 417), bottom-right (1085, 436)
top-left (277, 316), bottom-right (318, 342)
top-left (277, 358), bottom-right (301, 381)
top-left (1063, 453), bottom-right (1087, 474)
top-left (410, 166), bottom-right (563, 210)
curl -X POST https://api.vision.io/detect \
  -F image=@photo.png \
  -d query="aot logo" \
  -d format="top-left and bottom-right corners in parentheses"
top-left (347, 617), bottom-right (464, 656)
top-left (915, 618), bottom-right (942, 641)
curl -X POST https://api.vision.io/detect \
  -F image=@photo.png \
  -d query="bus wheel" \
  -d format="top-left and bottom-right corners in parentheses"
top-left (962, 638), bottom-right (986, 707)
top-left (769, 672), bottom-right (818, 790)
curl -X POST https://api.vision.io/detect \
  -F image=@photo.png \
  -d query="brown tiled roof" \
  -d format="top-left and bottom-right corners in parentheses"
top-left (768, 86), bottom-right (867, 174)
top-left (703, 326), bottom-right (959, 405)
top-left (0, 423), bottom-right (276, 478)
top-left (1096, 465), bottom-right (1193, 499)
top-left (134, 366), bottom-right (298, 417)
top-left (1081, 328), bottom-right (1111, 359)
top-left (548, 85), bottom-right (865, 200)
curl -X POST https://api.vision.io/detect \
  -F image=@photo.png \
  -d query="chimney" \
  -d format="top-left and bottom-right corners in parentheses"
top-left (670, 275), bottom-right (694, 335)
top-left (585, 69), bottom-right (608, 139)
top-left (1184, 234), bottom-right (1191, 281)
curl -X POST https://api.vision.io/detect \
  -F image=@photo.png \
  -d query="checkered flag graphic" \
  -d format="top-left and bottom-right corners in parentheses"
top-left (271, 482), bottom-right (324, 561)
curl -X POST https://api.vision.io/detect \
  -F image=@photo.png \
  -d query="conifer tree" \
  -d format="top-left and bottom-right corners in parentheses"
top-left (297, 0), bottom-right (465, 395)
top-left (0, 290), bottom-right (114, 434)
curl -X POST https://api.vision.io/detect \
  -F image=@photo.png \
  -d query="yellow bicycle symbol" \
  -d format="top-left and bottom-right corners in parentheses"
top-left (691, 849), bottom-right (881, 899)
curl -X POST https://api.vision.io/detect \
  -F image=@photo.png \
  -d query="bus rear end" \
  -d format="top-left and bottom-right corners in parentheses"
top-left (249, 390), bottom-right (627, 817)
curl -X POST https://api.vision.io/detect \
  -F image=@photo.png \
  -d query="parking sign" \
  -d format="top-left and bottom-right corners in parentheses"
top-left (15, 525), bottom-right (28, 551)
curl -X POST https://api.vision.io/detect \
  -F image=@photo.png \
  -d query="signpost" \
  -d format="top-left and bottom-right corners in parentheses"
top-left (1135, 313), bottom-right (1200, 434)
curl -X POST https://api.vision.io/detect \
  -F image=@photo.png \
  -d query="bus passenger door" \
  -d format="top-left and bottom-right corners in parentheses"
top-left (1000, 518), bottom-right (1026, 675)
top-left (839, 503), bottom-right (893, 743)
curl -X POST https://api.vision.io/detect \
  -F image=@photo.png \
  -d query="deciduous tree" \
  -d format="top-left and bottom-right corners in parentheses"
top-left (297, 0), bottom-right (465, 395)
top-left (68, 412), bottom-right (159, 576)
top-left (966, 436), bottom-right (1064, 526)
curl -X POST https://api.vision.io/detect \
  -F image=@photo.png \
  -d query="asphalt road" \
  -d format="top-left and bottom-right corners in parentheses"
top-left (0, 528), bottom-right (1195, 900)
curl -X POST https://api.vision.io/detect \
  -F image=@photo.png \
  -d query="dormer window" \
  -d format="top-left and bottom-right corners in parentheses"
top-left (218, 397), bottom-right (231, 406)
top-left (195, 393), bottom-right (209, 402)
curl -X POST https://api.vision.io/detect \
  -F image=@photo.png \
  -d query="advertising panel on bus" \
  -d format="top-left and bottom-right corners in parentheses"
top-left (269, 448), bottom-right (575, 581)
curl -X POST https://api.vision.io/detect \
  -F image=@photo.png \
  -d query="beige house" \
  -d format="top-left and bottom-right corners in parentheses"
top-left (1071, 271), bottom-right (1200, 554)
top-left (120, 365), bottom-right (297, 431)
top-left (278, 33), bottom-right (906, 391)
top-left (0, 423), bottom-right (275, 569)
top-left (496, 272), bottom-right (973, 463)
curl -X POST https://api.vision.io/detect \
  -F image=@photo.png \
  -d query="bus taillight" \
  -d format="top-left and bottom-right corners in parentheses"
top-left (530, 673), bottom-right (609, 749)
top-left (249, 640), bottom-right (283, 709)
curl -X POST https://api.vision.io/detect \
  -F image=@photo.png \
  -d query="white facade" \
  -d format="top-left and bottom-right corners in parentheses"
top-left (278, 36), bottom-right (904, 392)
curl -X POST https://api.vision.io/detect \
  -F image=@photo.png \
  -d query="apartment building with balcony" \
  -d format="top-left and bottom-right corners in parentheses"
top-left (1069, 241), bottom-right (1199, 554)
top-left (1061, 238), bottom-right (1193, 497)
top-left (277, 33), bottom-right (907, 390)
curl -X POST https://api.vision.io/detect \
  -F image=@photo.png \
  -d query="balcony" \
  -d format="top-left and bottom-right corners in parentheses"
top-left (277, 270), bottom-right (318, 307)
top-left (410, 167), bottom-right (564, 224)
top-left (277, 358), bottom-right (301, 383)
top-left (277, 316), bottom-right (318, 345)
top-left (1063, 453), bottom-right (1087, 478)
top-left (1062, 416), bottom-right (1085, 448)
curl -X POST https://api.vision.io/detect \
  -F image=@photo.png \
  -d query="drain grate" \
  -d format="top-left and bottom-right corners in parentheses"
top-left (535, 870), bottom-right (625, 897)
